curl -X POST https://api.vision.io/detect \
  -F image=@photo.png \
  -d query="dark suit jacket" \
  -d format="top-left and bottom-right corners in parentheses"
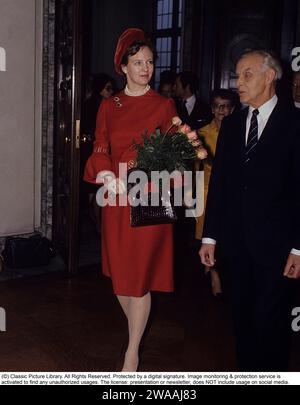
top-left (203, 101), bottom-right (300, 265)
top-left (175, 98), bottom-right (212, 130)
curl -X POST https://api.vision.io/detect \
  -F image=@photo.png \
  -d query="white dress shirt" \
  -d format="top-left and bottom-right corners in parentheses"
top-left (246, 95), bottom-right (278, 142)
top-left (202, 94), bottom-right (300, 256)
top-left (185, 94), bottom-right (196, 116)
top-left (295, 101), bottom-right (300, 109)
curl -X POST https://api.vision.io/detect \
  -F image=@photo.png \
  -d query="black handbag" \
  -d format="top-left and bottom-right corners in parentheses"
top-left (2, 235), bottom-right (55, 269)
top-left (127, 170), bottom-right (177, 227)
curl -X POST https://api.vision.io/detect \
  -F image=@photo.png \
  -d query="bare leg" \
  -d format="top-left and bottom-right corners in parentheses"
top-left (122, 292), bottom-right (151, 372)
top-left (117, 295), bottom-right (130, 319)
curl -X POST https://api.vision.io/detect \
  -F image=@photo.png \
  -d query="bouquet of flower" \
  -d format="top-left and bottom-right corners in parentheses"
top-left (126, 117), bottom-right (208, 227)
top-left (131, 117), bottom-right (207, 173)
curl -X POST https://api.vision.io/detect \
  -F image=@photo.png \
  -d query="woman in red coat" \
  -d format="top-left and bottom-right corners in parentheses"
top-left (84, 28), bottom-right (177, 371)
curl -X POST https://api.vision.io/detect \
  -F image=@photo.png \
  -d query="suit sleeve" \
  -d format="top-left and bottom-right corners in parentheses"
top-left (202, 119), bottom-right (228, 241)
top-left (83, 100), bottom-right (113, 184)
top-left (291, 117), bottom-right (300, 250)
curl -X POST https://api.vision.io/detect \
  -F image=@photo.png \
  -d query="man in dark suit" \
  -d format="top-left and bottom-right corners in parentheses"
top-left (173, 71), bottom-right (211, 273)
top-left (175, 71), bottom-right (212, 130)
top-left (199, 50), bottom-right (300, 371)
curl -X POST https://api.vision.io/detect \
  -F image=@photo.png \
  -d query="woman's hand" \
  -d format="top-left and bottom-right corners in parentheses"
top-left (106, 178), bottom-right (126, 195)
top-left (96, 170), bottom-right (126, 196)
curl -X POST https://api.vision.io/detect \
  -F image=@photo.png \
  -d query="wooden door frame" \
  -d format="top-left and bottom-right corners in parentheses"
top-left (53, 0), bottom-right (83, 274)
top-left (67, 0), bottom-right (82, 273)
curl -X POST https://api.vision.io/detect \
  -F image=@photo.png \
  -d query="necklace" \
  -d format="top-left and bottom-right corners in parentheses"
top-left (124, 84), bottom-right (150, 97)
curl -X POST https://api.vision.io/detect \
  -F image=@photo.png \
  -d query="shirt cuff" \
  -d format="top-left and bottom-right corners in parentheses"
top-left (200, 244), bottom-right (300, 254)
top-left (202, 238), bottom-right (217, 245)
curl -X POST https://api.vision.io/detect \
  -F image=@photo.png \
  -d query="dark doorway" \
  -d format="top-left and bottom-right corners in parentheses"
top-left (187, 0), bottom-right (298, 102)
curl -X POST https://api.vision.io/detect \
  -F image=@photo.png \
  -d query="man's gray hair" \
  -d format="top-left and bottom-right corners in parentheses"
top-left (241, 49), bottom-right (283, 81)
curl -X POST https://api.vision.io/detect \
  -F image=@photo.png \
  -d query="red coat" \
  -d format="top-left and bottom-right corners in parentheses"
top-left (84, 89), bottom-right (177, 296)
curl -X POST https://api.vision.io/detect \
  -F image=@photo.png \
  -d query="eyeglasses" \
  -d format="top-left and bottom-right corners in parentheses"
top-left (212, 103), bottom-right (232, 110)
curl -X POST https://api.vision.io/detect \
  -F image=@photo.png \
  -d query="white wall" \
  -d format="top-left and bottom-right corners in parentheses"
top-left (0, 0), bottom-right (42, 236)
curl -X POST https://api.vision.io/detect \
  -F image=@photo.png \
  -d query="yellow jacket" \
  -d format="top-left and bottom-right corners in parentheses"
top-left (195, 119), bottom-right (219, 240)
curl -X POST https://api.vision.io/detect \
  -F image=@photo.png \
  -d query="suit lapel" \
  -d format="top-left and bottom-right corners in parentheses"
top-left (190, 100), bottom-right (209, 127)
top-left (254, 101), bottom-right (283, 150)
top-left (237, 108), bottom-right (248, 164)
top-left (189, 102), bottom-right (198, 122)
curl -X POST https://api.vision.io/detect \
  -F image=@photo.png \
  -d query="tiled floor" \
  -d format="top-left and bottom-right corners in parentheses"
top-left (0, 262), bottom-right (299, 372)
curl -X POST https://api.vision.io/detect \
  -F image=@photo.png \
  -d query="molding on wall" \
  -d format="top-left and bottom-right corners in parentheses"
top-left (0, 0), bottom-right (55, 251)
top-left (40, 0), bottom-right (56, 239)
top-left (34, 0), bottom-right (43, 231)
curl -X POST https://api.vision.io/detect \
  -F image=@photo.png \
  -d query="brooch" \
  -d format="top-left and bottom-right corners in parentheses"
top-left (114, 96), bottom-right (122, 108)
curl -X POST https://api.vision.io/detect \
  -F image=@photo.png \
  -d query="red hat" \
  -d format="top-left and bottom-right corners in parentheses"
top-left (114, 28), bottom-right (146, 75)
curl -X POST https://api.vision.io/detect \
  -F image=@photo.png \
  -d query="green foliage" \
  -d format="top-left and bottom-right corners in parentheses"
top-left (133, 129), bottom-right (196, 173)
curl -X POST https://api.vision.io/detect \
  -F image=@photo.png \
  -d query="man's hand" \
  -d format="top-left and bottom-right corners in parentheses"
top-left (199, 243), bottom-right (216, 267)
top-left (283, 253), bottom-right (300, 279)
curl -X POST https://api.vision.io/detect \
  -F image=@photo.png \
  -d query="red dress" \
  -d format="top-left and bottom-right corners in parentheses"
top-left (84, 89), bottom-right (177, 297)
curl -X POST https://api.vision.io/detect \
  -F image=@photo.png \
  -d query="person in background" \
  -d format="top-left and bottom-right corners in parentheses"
top-left (82, 73), bottom-right (116, 141)
top-left (84, 28), bottom-right (177, 372)
top-left (81, 73), bottom-right (116, 231)
top-left (158, 70), bottom-right (176, 98)
top-left (292, 71), bottom-right (300, 108)
top-left (174, 71), bottom-right (212, 130)
top-left (195, 89), bottom-right (238, 297)
top-left (172, 71), bottom-right (212, 275)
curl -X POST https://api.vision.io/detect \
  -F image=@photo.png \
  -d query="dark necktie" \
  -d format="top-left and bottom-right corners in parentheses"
top-left (245, 109), bottom-right (259, 163)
